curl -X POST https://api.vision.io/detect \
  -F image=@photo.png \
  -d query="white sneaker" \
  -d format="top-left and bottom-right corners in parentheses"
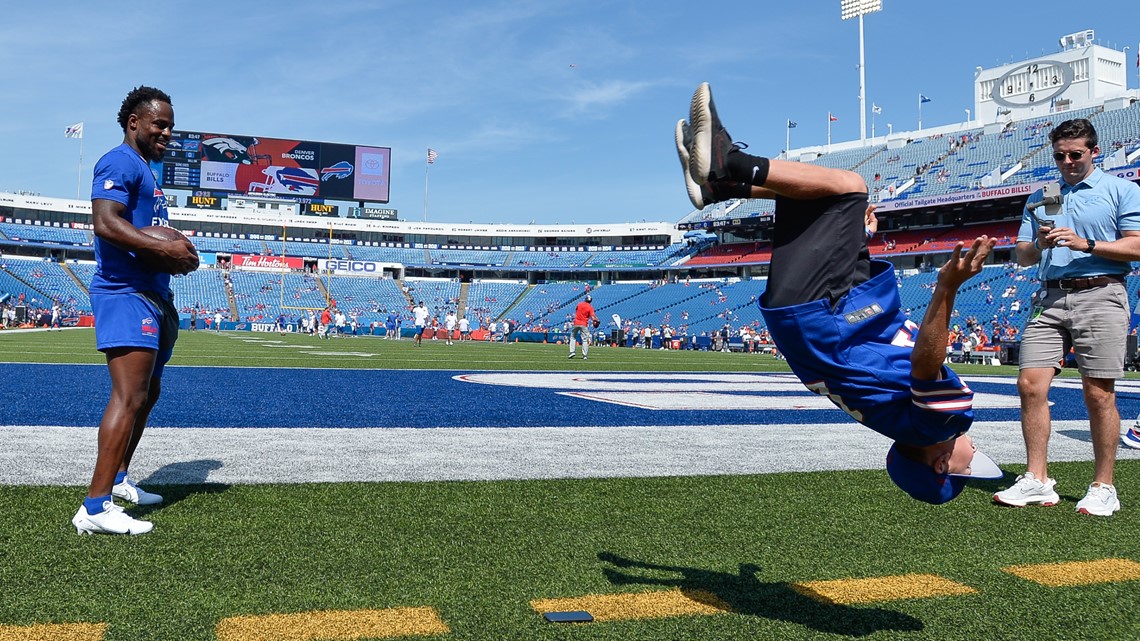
top-left (1076, 483), bottom-right (1120, 517)
top-left (73, 501), bottom-right (153, 535)
top-left (113, 477), bottom-right (163, 505)
top-left (993, 472), bottom-right (1059, 507)
top-left (1122, 427), bottom-right (1140, 450)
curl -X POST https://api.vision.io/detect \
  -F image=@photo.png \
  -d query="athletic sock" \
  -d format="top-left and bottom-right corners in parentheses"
top-left (84, 494), bottom-right (112, 514)
top-left (726, 151), bottom-right (769, 187)
top-left (114, 470), bottom-right (128, 485)
top-left (709, 181), bottom-right (753, 201)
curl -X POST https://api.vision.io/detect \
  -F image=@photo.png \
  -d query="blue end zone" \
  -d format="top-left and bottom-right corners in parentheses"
top-left (2, 364), bottom-right (1134, 429)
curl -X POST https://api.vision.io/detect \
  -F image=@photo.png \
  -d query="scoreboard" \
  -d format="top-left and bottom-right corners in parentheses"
top-left (161, 131), bottom-right (391, 203)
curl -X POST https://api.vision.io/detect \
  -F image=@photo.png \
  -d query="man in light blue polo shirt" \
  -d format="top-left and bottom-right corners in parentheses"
top-left (995, 118), bottom-right (1140, 516)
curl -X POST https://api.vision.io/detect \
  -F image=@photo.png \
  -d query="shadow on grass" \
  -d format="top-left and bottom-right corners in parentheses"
top-left (598, 551), bottom-right (923, 637)
top-left (134, 459), bottom-right (230, 514)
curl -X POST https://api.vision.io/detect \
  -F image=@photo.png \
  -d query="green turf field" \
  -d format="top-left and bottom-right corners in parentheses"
top-left (0, 327), bottom-right (1081, 376)
top-left (1, 328), bottom-right (1137, 640)
top-left (2, 468), bottom-right (1138, 640)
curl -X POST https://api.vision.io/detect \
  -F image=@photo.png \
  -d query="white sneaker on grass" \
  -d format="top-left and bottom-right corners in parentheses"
top-left (113, 476), bottom-right (163, 505)
top-left (993, 472), bottom-right (1059, 507)
top-left (1076, 483), bottom-right (1120, 517)
top-left (73, 501), bottom-right (153, 535)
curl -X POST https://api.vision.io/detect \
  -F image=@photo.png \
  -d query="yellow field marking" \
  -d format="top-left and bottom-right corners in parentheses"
top-left (0, 622), bottom-right (106, 641)
top-left (215, 607), bottom-right (448, 641)
top-left (1003, 558), bottom-right (1140, 587)
top-left (792, 574), bottom-right (977, 604)
top-left (530, 588), bottom-right (732, 622)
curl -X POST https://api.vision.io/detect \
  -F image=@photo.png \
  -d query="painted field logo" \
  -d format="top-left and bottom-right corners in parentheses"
top-left (455, 373), bottom-right (1023, 411)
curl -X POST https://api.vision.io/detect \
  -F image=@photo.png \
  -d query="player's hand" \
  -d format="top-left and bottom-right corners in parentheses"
top-left (938, 236), bottom-right (995, 287)
top-left (159, 240), bottom-right (200, 275)
top-left (140, 239), bottom-right (199, 275)
top-left (864, 204), bottom-right (878, 235)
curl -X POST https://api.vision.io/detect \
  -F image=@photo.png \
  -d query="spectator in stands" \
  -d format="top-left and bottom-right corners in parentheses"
top-left (73, 86), bottom-right (198, 536)
top-left (568, 295), bottom-right (600, 360)
top-left (996, 118), bottom-right (1140, 516)
top-left (677, 82), bottom-right (1001, 504)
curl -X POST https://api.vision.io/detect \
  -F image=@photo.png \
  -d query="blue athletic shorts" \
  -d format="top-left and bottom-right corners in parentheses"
top-left (92, 291), bottom-right (179, 377)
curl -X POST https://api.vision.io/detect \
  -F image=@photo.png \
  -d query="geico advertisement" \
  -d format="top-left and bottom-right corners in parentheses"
top-left (319, 258), bottom-right (385, 274)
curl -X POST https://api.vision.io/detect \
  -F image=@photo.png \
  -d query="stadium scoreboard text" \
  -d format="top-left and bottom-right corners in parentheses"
top-left (162, 131), bottom-right (391, 203)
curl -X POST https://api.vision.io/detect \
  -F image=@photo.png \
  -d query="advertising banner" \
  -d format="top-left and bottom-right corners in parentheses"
top-left (232, 254), bottom-right (305, 271)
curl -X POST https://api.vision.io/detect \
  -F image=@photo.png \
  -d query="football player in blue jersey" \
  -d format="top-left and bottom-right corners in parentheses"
top-left (677, 83), bottom-right (1001, 504)
top-left (72, 86), bottom-right (199, 535)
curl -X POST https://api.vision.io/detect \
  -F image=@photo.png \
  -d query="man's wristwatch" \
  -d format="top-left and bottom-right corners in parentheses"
top-left (1086, 238), bottom-right (1096, 254)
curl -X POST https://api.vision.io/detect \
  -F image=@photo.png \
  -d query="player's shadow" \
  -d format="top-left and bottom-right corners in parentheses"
top-left (1056, 429), bottom-right (1092, 443)
top-left (597, 551), bottom-right (923, 637)
top-left (134, 459), bottom-right (230, 512)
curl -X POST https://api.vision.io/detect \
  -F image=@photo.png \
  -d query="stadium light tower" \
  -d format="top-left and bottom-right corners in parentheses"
top-left (841, 0), bottom-right (882, 144)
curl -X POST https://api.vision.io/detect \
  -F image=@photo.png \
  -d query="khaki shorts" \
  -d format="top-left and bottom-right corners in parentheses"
top-left (1019, 281), bottom-right (1129, 378)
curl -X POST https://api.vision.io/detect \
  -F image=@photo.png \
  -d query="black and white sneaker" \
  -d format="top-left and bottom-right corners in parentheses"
top-left (688, 82), bottom-right (745, 186)
top-left (676, 120), bottom-right (749, 208)
top-left (674, 120), bottom-right (705, 209)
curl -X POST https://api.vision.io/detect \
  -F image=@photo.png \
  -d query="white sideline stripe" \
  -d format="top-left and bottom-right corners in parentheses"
top-left (558, 391), bottom-right (1020, 410)
top-left (2, 421), bottom-right (1136, 486)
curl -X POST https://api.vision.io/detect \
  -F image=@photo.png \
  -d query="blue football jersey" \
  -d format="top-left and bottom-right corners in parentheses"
top-left (90, 143), bottom-right (171, 297)
top-left (760, 260), bottom-right (973, 446)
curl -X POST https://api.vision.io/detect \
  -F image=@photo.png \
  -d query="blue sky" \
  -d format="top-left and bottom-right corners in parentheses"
top-left (2, 1), bottom-right (1138, 225)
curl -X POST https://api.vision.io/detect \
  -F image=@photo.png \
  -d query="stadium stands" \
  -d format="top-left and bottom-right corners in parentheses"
top-left (170, 268), bottom-right (231, 318)
top-left (465, 280), bottom-right (527, 323)
top-left (0, 222), bottom-right (91, 246)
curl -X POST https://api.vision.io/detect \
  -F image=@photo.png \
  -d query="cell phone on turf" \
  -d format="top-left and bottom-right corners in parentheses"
top-left (543, 611), bottom-right (594, 623)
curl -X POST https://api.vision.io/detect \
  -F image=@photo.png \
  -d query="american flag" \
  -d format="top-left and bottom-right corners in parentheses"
top-left (426, 148), bottom-right (438, 164)
top-left (64, 122), bottom-right (83, 139)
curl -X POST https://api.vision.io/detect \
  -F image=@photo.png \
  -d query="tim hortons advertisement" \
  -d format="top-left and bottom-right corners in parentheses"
top-left (232, 254), bottom-right (305, 271)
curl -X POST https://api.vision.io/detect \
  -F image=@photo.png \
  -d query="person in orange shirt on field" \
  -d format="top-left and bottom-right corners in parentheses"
top-left (568, 294), bottom-right (600, 360)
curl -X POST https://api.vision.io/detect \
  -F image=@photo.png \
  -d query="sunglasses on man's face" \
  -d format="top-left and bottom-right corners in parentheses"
top-left (1052, 150), bottom-right (1089, 162)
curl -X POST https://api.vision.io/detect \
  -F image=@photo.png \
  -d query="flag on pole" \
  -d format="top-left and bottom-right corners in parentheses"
top-left (872, 104), bottom-right (882, 114)
top-left (828, 113), bottom-right (839, 122)
top-left (426, 148), bottom-right (438, 164)
top-left (787, 120), bottom-right (797, 129)
top-left (919, 94), bottom-right (932, 103)
top-left (64, 122), bottom-right (84, 139)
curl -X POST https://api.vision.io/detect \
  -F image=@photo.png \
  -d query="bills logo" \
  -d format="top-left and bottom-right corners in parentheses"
top-left (141, 317), bottom-right (158, 336)
top-left (272, 167), bottom-right (320, 192)
top-left (320, 161), bottom-right (353, 181)
top-left (153, 187), bottom-right (168, 214)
